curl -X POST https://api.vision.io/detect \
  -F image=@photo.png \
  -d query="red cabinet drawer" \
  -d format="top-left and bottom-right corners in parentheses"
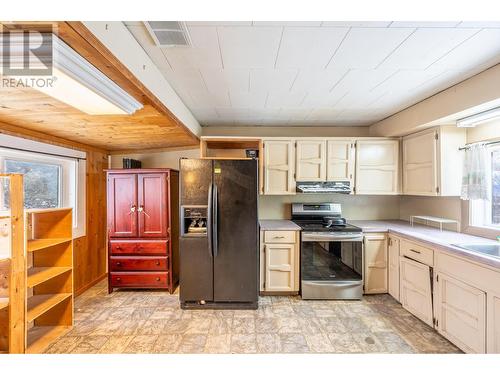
top-left (110, 256), bottom-right (168, 271)
top-left (110, 241), bottom-right (167, 255)
top-left (110, 272), bottom-right (168, 288)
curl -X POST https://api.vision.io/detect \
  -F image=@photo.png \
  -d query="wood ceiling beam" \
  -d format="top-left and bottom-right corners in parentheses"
top-left (63, 22), bottom-right (199, 144)
top-left (0, 121), bottom-right (108, 154)
top-left (0, 21), bottom-right (199, 152)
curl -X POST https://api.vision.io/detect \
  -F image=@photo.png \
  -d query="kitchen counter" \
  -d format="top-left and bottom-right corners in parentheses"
top-left (351, 220), bottom-right (500, 269)
top-left (259, 220), bottom-right (302, 231)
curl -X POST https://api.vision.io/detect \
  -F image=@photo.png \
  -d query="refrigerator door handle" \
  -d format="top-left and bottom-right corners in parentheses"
top-left (207, 182), bottom-right (213, 257)
top-left (213, 183), bottom-right (219, 257)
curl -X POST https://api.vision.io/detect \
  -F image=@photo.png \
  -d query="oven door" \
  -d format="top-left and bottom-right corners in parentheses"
top-left (300, 232), bottom-right (363, 300)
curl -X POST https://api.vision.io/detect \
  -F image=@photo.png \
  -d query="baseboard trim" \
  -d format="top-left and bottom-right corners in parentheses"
top-left (75, 273), bottom-right (107, 297)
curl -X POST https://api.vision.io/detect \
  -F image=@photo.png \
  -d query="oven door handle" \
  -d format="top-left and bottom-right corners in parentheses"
top-left (301, 233), bottom-right (364, 242)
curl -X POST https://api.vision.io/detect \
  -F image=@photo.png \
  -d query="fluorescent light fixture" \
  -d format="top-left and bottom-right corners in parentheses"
top-left (456, 106), bottom-right (500, 128)
top-left (3, 33), bottom-right (143, 115)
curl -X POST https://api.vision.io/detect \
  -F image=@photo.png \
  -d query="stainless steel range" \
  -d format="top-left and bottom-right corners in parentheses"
top-left (291, 203), bottom-right (363, 300)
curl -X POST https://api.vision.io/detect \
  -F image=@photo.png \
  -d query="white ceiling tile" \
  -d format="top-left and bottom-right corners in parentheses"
top-left (291, 68), bottom-right (349, 92)
top-left (218, 26), bottom-right (282, 68)
top-left (378, 28), bottom-right (479, 69)
top-left (266, 91), bottom-right (307, 108)
top-left (249, 68), bottom-right (298, 91)
top-left (167, 66), bottom-right (207, 91)
top-left (389, 22), bottom-right (461, 28)
top-left (301, 89), bottom-right (349, 108)
top-left (229, 91), bottom-right (267, 107)
top-left (429, 29), bottom-right (500, 70)
top-left (457, 21), bottom-right (500, 28)
top-left (199, 68), bottom-right (249, 92)
top-left (275, 27), bottom-right (349, 69)
top-left (253, 21), bottom-right (322, 27)
top-left (185, 21), bottom-right (252, 26)
top-left (321, 21), bottom-right (391, 28)
top-left (190, 90), bottom-right (230, 108)
top-left (369, 68), bottom-right (447, 96)
top-left (331, 69), bottom-right (398, 93)
top-left (162, 26), bottom-right (223, 69)
top-left (327, 28), bottom-right (415, 69)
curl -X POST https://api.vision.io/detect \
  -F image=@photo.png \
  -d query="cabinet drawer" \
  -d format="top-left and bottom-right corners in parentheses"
top-left (264, 231), bottom-right (296, 243)
top-left (110, 256), bottom-right (168, 271)
top-left (401, 239), bottom-right (434, 266)
top-left (110, 272), bottom-right (168, 287)
top-left (110, 241), bottom-right (167, 255)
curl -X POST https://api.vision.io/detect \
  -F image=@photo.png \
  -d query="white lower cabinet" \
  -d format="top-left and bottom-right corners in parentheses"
top-left (487, 293), bottom-right (500, 354)
top-left (400, 257), bottom-right (433, 327)
top-left (388, 235), bottom-right (400, 301)
top-left (363, 233), bottom-right (388, 294)
top-left (434, 272), bottom-right (486, 353)
top-left (260, 230), bottom-right (299, 293)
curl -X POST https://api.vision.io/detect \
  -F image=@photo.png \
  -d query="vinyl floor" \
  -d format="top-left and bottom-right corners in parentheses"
top-left (44, 280), bottom-right (461, 354)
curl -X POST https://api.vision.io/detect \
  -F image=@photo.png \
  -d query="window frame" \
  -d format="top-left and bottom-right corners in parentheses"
top-left (465, 143), bottom-right (500, 238)
top-left (0, 136), bottom-right (86, 239)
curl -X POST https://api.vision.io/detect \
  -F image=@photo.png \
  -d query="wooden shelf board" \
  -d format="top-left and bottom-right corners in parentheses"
top-left (27, 238), bottom-right (72, 252)
top-left (27, 293), bottom-right (72, 323)
top-left (27, 267), bottom-right (72, 288)
top-left (26, 325), bottom-right (71, 354)
top-left (0, 297), bottom-right (8, 310)
top-left (25, 208), bottom-right (72, 214)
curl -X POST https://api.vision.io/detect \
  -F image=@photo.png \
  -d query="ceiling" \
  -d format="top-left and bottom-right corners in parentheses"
top-left (0, 22), bottom-right (199, 152)
top-left (125, 21), bottom-right (500, 127)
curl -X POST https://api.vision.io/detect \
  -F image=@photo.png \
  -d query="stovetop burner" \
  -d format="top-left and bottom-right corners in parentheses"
top-left (293, 221), bottom-right (363, 233)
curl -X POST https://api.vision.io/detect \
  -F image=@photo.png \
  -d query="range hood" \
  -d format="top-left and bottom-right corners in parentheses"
top-left (296, 181), bottom-right (352, 194)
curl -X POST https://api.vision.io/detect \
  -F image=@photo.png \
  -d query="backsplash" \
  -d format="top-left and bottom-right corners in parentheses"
top-left (258, 194), bottom-right (401, 220)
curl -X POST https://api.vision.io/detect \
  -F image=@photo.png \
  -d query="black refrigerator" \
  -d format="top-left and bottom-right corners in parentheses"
top-left (179, 158), bottom-right (258, 309)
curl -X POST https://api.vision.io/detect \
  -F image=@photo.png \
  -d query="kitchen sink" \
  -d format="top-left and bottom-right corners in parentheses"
top-left (452, 243), bottom-right (500, 258)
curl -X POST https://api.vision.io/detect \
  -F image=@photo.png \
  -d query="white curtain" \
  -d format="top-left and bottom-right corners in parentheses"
top-left (461, 143), bottom-right (489, 200)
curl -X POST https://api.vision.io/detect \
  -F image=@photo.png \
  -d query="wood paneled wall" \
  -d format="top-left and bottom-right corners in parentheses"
top-left (74, 151), bottom-right (108, 295)
top-left (0, 124), bottom-right (108, 296)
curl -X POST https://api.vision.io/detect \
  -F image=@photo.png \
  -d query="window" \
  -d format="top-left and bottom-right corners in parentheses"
top-left (0, 134), bottom-right (86, 238)
top-left (470, 144), bottom-right (500, 229)
top-left (493, 147), bottom-right (500, 225)
top-left (4, 159), bottom-right (61, 209)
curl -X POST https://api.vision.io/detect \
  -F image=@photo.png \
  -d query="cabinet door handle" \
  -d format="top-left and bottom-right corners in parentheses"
top-left (155, 261), bottom-right (161, 266)
top-left (116, 262), bottom-right (121, 266)
top-left (156, 277), bottom-right (161, 281)
top-left (410, 249), bottom-right (421, 254)
top-left (116, 277), bottom-right (121, 281)
top-left (274, 236), bottom-right (285, 239)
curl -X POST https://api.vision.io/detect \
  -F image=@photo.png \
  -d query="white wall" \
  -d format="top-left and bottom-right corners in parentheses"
top-left (110, 148), bottom-right (199, 170)
top-left (466, 119), bottom-right (500, 143)
top-left (260, 194), bottom-right (400, 221)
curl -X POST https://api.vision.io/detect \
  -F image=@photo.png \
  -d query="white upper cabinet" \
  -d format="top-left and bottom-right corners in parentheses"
top-left (327, 140), bottom-right (355, 183)
top-left (295, 140), bottom-right (326, 181)
top-left (355, 139), bottom-right (399, 195)
top-left (263, 140), bottom-right (296, 195)
top-left (403, 126), bottom-right (466, 196)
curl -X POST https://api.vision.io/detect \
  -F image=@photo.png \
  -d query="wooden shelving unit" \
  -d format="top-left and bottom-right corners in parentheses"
top-left (25, 208), bottom-right (73, 354)
top-left (0, 174), bottom-right (25, 354)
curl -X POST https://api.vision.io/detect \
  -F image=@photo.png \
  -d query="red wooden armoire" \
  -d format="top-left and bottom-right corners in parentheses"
top-left (106, 168), bottom-right (179, 293)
